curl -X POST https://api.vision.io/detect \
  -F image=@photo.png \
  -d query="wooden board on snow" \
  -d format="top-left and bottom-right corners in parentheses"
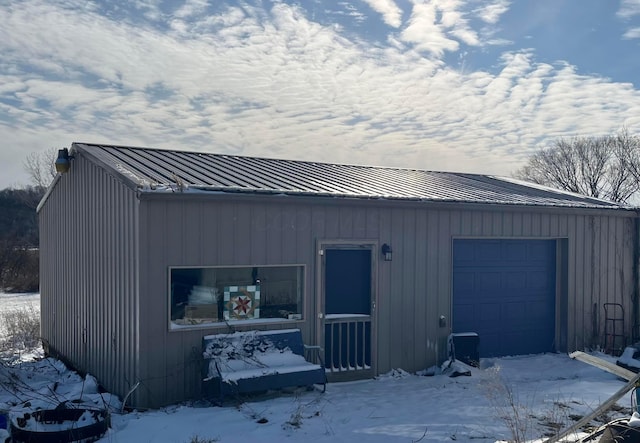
top-left (544, 371), bottom-right (640, 443)
top-left (569, 351), bottom-right (636, 381)
top-left (543, 352), bottom-right (640, 443)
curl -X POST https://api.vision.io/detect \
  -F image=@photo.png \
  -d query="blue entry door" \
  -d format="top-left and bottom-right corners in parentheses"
top-left (322, 248), bottom-right (373, 379)
top-left (453, 239), bottom-right (556, 357)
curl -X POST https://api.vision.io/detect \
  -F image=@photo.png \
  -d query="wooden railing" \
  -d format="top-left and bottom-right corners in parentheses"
top-left (324, 314), bottom-right (372, 379)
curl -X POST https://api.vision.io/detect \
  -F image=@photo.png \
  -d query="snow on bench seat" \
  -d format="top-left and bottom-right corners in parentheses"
top-left (202, 329), bottom-right (326, 402)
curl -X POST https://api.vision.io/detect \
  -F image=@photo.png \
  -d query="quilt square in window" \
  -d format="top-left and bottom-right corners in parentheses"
top-left (224, 285), bottom-right (260, 320)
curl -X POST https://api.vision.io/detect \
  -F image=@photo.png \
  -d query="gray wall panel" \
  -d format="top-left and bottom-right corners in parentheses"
top-left (388, 208), bottom-right (404, 370)
top-left (425, 210), bottom-right (441, 370)
top-left (139, 199), bottom-right (632, 410)
top-left (575, 215), bottom-right (586, 349)
top-left (39, 153), bottom-right (140, 406)
top-left (376, 206), bottom-right (392, 374)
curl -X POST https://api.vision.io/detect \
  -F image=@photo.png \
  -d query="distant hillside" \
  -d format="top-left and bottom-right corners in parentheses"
top-left (0, 187), bottom-right (42, 248)
top-left (0, 187), bottom-right (43, 292)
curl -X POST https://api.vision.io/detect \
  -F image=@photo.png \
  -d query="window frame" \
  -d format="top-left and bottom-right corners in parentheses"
top-left (167, 263), bottom-right (306, 331)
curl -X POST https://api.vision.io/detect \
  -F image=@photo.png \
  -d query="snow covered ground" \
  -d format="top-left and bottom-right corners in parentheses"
top-left (0, 292), bottom-right (635, 442)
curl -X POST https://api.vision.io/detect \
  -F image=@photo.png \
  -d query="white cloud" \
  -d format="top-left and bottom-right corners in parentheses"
top-left (173, 0), bottom-right (209, 19)
top-left (617, 0), bottom-right (640, 38)
top-left (401, 2), bottom-right (460, 56)
top-left (0, 0), bottom-right (639, 189)
top-left (360, 0), bottom-right (403, 28)
top-left (399, 0), bottom-right (482, 56)
top-left (617, 0), bottom-right (640, 18)
top-left (131, 0), bottom-right (164, 22)
top-left (623, 27), bottom-right (640, 39)
top-left (475, 0), bottom-right (510, 24)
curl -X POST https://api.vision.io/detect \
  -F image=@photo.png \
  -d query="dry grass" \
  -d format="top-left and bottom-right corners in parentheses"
top-left (0, 303), bottom-right (40, 358)
top-left (481, 366), bottom-right (574, 442)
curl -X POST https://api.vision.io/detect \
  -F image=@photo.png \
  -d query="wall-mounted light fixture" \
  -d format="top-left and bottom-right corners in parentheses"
top-left (55, 148), bottom-right (74, 174)
top-left (381, 243), bottom-right (393, 261)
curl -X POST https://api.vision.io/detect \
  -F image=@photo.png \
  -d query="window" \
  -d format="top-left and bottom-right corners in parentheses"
top-left (170, 265), bottom-right (304, 329)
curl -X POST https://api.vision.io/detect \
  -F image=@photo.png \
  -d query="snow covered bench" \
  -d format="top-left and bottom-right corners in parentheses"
top-left (202, 329), bottom-right (326, 402)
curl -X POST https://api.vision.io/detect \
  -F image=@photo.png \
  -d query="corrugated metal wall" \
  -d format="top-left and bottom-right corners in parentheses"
top-left (39, 151), bottom-right (140, 404)
top-left (135, 193), bottom-right (637, 408)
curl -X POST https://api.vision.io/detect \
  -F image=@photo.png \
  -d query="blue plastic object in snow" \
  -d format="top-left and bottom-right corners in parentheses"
top-left (0, 412), bottom-right (7, 429)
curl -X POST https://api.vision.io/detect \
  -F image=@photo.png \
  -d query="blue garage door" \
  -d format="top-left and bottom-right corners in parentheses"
top-left (453, 239), bottom-right (556, 358)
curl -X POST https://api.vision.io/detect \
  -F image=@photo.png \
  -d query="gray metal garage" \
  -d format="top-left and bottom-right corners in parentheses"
top-left (38, 143), bottom-right (640, 408)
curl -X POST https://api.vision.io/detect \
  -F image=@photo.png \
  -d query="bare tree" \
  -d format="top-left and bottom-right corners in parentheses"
top-left (23, 148), bottom-right (59, 191)
top-left (514, 129), bottom-right (640, 203)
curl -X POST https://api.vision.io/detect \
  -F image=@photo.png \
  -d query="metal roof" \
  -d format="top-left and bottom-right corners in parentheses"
top-left (73, 143), bottom-right (629, 210)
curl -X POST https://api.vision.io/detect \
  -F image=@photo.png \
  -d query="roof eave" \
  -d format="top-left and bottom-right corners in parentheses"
top-left (136, 185), bottom-right (630, 212)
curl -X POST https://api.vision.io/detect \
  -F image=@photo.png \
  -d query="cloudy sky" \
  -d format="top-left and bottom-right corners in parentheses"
top-left (1, 0), bottom-right (639, 189)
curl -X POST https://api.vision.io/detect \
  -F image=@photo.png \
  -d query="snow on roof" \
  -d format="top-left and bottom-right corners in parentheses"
top-left (73, 143), bottom-right (631, 210)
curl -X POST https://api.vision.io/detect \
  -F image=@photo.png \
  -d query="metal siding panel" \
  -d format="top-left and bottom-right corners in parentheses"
top-left (40, 153), bottom-right (140, 407)
top-left (522, 211), bottom-right (533, 235)
top-left (448, 210), bottom-right (461, 235)
top-left (556, 238), bottom-right (569, 351)
top-left (294, 205), bottom-right (314, 344)
top-left (513, 212), bottom-right (523, 236)
top-left (365, 207), bottom-right (380, 238)
top-left (425, 210), bottom-right (440, 365)
top-left (437, 210), bottom-right (451, 363)
top-left (251, 204), bottom-right (268, 265)
top-left (234, 204), bottom-right (252, 264)
top-left (216, 203), bottom-right (236, 263)
top-left (265, 206), bottom-right (283, 264)
top-left (611, 219), bottom-right (621, 308)
top-left (312, 205), bottom-right (326, 238)
top-left (609, 217), bottom-right (619, 307)
top-left (623, 218), bottom-right (635, 338)
top-left (141, 202), bottom-right (170, 407)
top-left (572, 217), bottom-right (589, 349)
top-left (564, 216), bottom-right (575, 351)
top-left (130, 190), bottom-right (141, 404)
top-left (388, 209), bottom-right (404, 368)
top-left (605, 216), bottom-right (617, 342)
top-left (490, 211), bottom-right (503, 236)
top-left (164, 201), bottom-right (186, 404)
top-left (582, 216), bottom-right (596, 348)
top-left (458, 210), bottom-right (472, 235)
top-left (413, 209), bottom-right (428, 370)
top-left (598, 215), bottom-right (609, 341)
top-left (401, 208), bottom-right (416, 369)
top-left (200, 204), bottom-right (218, 264)
top-left (324, 206), bottom-right (340, 238)
top-left (591, 216), bottom-right (602, 344)
top-left (531, 212), bottom-right (542, 236)
top-left (183, 201), bottom-right (202, 266)
top-left (470, 211), bottom-right (482, 236)
top-left (541, 213), bottom-right (551, 236)
top-left (281, 205), bottom-right (297, 263)
top-left (136, 203), bottom-right (151, 407)
top-left (548, 213), bottom-right (560, 236)
top-left (339, 206), bottom-right (353, 238)
top-left (352, 206), bottom-right (367, 239)
top-left (376, 207), bottom-right (392, 374)
top-left (501, 211), bottom-right (513, 236)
